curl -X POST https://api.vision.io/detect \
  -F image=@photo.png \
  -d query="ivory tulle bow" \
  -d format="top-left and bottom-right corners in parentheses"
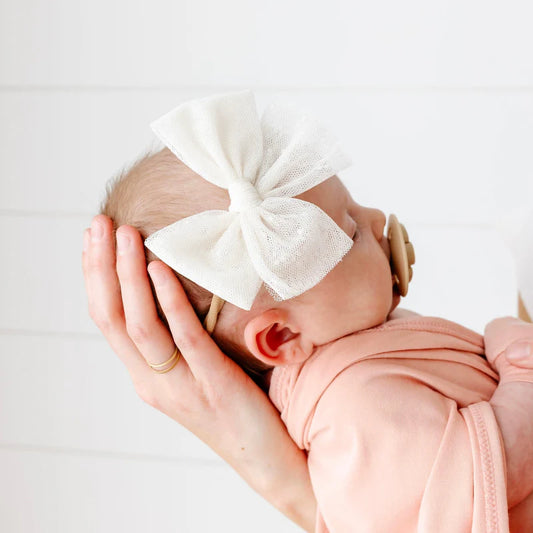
top-left (145, 90), bottom-right (354, 310)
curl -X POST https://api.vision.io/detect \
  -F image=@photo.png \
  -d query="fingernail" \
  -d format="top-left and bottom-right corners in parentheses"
top-left (506, 342), bottom-right (532, 360)
top-left (83, 229), bottom-right (90, 251)
top-left (116, 231), bottom-right (130, 253)
top-left (149, 265), bottom-right (167, 286)
top-left (91, 219), bottom-right (104, 241)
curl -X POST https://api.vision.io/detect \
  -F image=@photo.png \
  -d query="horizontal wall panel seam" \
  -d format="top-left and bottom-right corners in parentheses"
top-left (2, 85), bottom-right (533, 93)
top-left (0, 441), bottom-right (223, 466)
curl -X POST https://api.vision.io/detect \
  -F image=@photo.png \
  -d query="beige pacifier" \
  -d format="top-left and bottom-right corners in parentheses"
top-left (387, 214), bottom-right (416, 297)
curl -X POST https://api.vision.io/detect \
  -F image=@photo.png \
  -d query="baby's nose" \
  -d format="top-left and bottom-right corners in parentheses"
top-left (368, 208), bottom-right (387, 240)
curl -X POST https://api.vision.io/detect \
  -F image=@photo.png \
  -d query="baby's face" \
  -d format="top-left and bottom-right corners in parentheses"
top-left (285, 175), bottom-right (399, 346)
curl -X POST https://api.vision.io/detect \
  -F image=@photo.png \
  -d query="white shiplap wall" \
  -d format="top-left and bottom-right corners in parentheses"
top-left (1, 1), bottom-right (532, 532)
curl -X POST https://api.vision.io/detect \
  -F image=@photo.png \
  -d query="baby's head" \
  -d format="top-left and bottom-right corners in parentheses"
top-left (101, 147), bottom-right (398, 384)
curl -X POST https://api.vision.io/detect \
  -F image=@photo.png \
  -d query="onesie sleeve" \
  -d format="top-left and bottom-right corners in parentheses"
top-left (305, 362), bottom-right (509, 533)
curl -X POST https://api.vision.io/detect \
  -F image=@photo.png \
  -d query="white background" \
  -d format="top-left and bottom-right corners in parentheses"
top-left (1, 1), bottom-right (532, 531)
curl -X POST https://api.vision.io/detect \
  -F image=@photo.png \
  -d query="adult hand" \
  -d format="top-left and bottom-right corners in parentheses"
top-left (82, 214), bottom-right (316, 531)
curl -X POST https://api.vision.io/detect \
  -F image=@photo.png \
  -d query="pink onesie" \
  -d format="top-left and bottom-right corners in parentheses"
top-left (268, 313), bottom-right (533, 532)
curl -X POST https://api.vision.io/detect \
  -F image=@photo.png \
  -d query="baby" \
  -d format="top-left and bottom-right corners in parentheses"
top-left (100, 93), bottom-right (533, 531)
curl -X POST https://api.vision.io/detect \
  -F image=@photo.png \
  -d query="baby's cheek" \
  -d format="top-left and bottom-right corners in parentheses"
top-left (304, 297), bottom-right (348, 345)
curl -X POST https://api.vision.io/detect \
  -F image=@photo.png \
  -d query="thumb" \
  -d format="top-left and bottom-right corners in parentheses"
top-left (505, 341), bottom-right (533, 367)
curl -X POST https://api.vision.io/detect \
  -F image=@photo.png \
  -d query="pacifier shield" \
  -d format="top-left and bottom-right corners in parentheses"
top-left (387, 214), bottom-right (416, 297)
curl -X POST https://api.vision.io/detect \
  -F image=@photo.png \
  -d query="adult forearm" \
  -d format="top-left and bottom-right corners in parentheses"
top-left (251, 443), bottom-right (316, 532)
top-left (213, 411), bottom-right (317, 532)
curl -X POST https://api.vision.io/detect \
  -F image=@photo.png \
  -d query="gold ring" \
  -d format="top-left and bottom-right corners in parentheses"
top-left (147, 346), bottom-right (180, 374)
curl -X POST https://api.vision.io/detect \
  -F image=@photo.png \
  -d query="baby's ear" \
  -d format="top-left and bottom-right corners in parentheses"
top-left (243, 308), bottom-right (312, 366)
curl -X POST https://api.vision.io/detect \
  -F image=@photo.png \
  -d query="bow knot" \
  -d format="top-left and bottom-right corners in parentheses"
top-left (228, 180), bottom-right (263, 213)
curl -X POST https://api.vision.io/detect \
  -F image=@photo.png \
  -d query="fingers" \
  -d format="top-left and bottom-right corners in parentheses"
top-left (84, 216), bottom-right (121, 326)
top-left (148, 260), bottom-right (226, 380)
top-left (82, 215), bottom-right (150, 378)
top-left (115, 225), bottom-right (178, 368)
